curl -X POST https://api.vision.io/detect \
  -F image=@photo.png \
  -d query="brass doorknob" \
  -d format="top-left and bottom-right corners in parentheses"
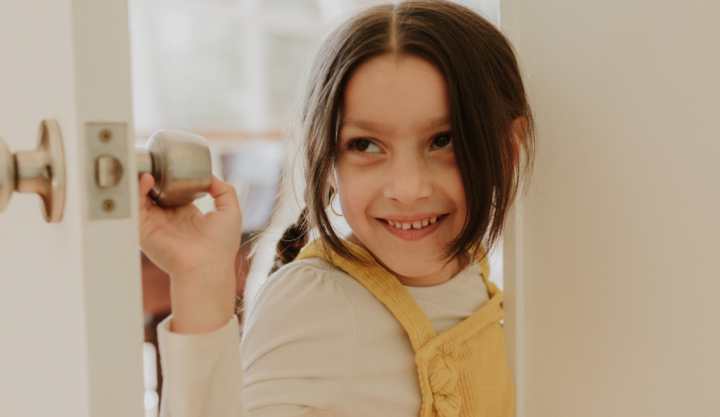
top-left (136, 130), bottom-right (212, 207)
top-left (0, 120), bottom-right (66, 223)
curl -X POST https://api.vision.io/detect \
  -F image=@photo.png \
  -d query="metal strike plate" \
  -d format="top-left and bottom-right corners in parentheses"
top-left (86, 123), bottom-right (130, 220)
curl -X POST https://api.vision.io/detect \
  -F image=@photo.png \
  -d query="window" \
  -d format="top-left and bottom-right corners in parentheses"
top-left (129, 0), bottom-right (354, 138)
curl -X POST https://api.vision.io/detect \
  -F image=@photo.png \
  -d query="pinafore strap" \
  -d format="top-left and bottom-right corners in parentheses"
top-left (296, 239), bottom-right (510, 417)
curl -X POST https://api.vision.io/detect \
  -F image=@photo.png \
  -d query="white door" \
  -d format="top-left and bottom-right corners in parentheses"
top-left (0, 1), bottom-right (144, 416)
top-left (501, 0), bottom-right (720, 415)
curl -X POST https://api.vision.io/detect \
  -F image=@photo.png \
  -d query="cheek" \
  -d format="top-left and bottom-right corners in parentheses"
top-left (340, 190), bottom-right (366, 221)
top-left (335, 166), bottom-right (375, 226)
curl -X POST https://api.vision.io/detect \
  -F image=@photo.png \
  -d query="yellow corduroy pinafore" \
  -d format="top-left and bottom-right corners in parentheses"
top-left (296, 239), bottom-right (514, 417)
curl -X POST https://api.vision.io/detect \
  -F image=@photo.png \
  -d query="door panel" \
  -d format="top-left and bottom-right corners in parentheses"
top-left (503, 0), bottom-right (720, 415)
top-left (0, 1), bottom-right (144, 416)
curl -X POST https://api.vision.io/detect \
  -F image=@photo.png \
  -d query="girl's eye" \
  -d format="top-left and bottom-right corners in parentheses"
top-left (348, 139), bottom-right (382, 153)
top-left (431, 133), bottom-right (453, 149)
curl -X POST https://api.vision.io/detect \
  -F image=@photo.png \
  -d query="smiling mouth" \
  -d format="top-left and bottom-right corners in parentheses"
top-left (381, 214), bottom-right (448, 230)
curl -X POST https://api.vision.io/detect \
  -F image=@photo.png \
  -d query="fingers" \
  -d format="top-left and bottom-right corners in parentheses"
top-left (138, 173), bottom-right (155, 212)
top-left (208, 175), bottom-right (241, 215)
top-left (139, 173), bottom-right (154, 196)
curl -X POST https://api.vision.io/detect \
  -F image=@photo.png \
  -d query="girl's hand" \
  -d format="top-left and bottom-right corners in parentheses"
top-left (138, 173), bottom-right (243, 333)
top-left (138, 173), bottom-right (242, 276)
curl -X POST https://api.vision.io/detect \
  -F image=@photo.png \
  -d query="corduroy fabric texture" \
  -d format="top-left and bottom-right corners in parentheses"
top-left (296, 239), bottom-right (514, 417)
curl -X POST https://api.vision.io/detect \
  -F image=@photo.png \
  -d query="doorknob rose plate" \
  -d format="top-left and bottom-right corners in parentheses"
top-left (34, 120), bottom-right (66, 222)
top-left (0, 120), bottom-right (65, 223)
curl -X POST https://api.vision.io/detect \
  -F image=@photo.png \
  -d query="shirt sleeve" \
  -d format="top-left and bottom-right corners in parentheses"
top-left (157, 314), bottom-right (246, 417)
top-left (240, 261), bottom-right (358, 417)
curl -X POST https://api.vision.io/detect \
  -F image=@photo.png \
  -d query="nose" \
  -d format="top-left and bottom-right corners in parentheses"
top-left (383, 152), bottom-right (433, 204)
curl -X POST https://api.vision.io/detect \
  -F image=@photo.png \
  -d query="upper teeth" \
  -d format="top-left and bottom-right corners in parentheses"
top-left (388, 216), bottom-right (439, 229)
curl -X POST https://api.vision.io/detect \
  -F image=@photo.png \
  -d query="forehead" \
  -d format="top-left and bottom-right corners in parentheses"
top-left (342, 54), bottom-right (450, 134)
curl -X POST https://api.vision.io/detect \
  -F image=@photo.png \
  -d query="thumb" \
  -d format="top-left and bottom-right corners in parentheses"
top-left (208, 175), bottom-right (240, 215)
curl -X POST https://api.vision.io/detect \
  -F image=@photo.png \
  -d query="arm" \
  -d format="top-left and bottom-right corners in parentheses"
top-left (157, 315), bottom-right (245, 417)
top-left (240, 262), bottom-right (358, 417)
top-left (138, 173), bottom-right (242, 334)
top-left (155, 261), bottom-right (357, 417)
top-left (138, 174), bottom-right (245, 416)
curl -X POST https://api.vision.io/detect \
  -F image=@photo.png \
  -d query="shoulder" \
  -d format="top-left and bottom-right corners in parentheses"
top-left (271, 256), bottom-right (348, 284)
top-left (246, 257), bottom-right (356, 317)
top-left (243, 256), bottom-right (358, 334)
top-left (240, 257), bottom-right (360, 411)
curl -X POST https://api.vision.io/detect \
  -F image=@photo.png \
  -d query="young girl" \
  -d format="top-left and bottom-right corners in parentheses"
top-left (139, 1), bottom-right (534, 416)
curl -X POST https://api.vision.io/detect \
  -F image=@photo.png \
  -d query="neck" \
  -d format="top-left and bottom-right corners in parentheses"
top-left (393, 252), bottom-right (470, 287)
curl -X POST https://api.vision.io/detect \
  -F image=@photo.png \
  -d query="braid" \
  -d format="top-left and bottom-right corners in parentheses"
top-left (269, 207), bottom-right (309, 275)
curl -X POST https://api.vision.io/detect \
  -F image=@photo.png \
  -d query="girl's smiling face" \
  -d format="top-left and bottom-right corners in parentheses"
top-left (332, 54), bottom-right (469, 286)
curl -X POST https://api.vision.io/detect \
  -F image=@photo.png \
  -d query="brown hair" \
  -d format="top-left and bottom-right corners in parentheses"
top-left (271, 0), bottom-right (534, 274)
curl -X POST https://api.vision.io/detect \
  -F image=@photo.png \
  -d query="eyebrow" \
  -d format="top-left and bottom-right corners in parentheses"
top-left (341, 115), bottom-right (451, 134)
top-left (421, 115), bottom-right (452, 131)
top-left (340, 119), bottom-right (392, 135)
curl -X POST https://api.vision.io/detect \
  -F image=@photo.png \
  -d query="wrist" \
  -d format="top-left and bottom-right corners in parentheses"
top-left (169, 264), bottom-right (237, 334)
top-left (170, 261), bottom-right (236, 285)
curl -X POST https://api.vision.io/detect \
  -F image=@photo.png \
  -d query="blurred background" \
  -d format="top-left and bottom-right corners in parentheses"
top-left (128, 0), bottom-right (500, 415)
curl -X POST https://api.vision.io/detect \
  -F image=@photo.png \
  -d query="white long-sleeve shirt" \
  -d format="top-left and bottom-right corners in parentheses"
top-left (158, 257), bottom-right (490, 417)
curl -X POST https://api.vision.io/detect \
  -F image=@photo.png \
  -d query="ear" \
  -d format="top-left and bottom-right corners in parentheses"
top-left (328, 168), bottom-right (338, 192)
